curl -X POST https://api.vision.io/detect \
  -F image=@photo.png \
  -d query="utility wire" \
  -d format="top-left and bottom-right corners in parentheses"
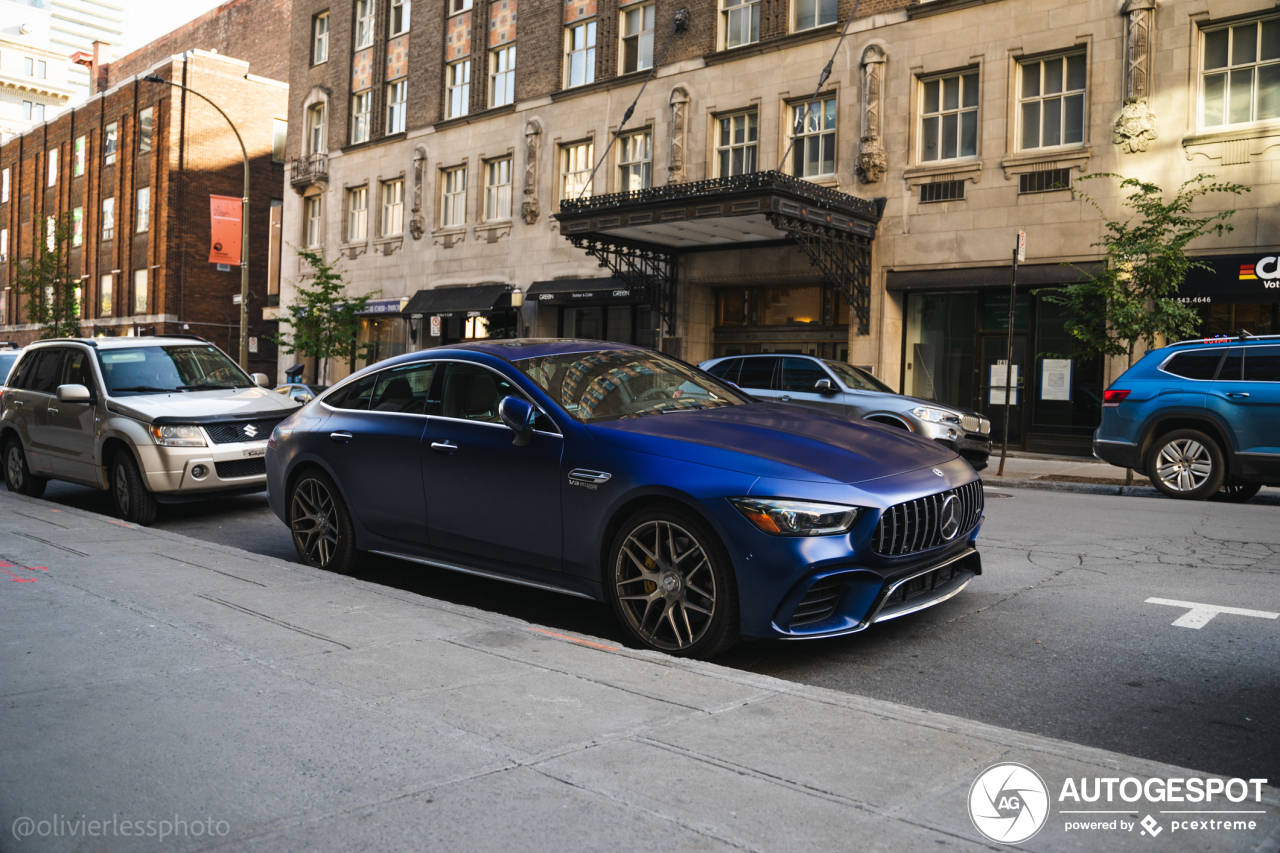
top-left (577, 9), bottom-right (691, 200)
top-left (777, 0), bottom-right (864, 173)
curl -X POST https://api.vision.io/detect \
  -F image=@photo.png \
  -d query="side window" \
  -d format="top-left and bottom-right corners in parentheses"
top-left (28, 349), bottom-right (65, 394)
top-left (370, 363), bottom-right (435, 414)
top-left (10, 353), bottom-right (40, 389)
top-left (1217, 347), bottom-right (1244, 381)
top-left (780, 358), bottom-right (828, 393)
top-left (60, 348), bottom-right (96, 391)
top-left (736, 357), bottom-right (778, 390)
top-left (1162, 350), bottom-right (1224, 380)
top-left (325, 373), bottom-right (378, 410)
top-left (706, 358), bottom-right (741, 383)
top-left (1244, 345), bottom-right (1280, 382)
top-left (440, 362), bottom-right (520, 423)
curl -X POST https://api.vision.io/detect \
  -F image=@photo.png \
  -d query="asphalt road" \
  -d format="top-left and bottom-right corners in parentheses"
top-left (37, 479), bottom-right (1280, 782)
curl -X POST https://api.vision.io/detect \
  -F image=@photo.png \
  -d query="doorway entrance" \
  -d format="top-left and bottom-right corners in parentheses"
top-left (979, 333), bottom-right (1026, 448)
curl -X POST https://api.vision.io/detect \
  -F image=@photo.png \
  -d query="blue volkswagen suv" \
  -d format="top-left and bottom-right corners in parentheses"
top-left (1093, 334), bottom-right (1280, 501)
top-left (266, 340), bottom-right (985, 658)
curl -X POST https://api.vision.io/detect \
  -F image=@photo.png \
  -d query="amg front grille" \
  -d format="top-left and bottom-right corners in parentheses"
top-left (872, 481), bottom-right (984, 556)
top-left (204, 417), bottom-right (286, 445)
top-left (214, 458), bottom-right (267, 479)
top-left (790, 576), bottom-right (843, 627)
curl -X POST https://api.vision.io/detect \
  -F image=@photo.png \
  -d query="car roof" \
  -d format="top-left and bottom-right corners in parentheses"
top-left (1164, 333), bottom-right (1280, 350)
top-left (24, 336), bottom-right (219, 350)
top-left (381, 338), bottom-right (649, 367)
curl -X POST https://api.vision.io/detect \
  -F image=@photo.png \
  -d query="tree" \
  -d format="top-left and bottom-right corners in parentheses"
top-left (15, 213), bottom-right (82, 339)
top-left (274, 248), bottom-right (379, 383)
top-left (1040, 173), bottom-right (1250, 368)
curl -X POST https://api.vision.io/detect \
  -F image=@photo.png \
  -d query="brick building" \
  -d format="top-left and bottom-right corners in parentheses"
top-left (281, 0), bottom-right (1280, 454)
top-left (0, 0), bottom-right (291, 377)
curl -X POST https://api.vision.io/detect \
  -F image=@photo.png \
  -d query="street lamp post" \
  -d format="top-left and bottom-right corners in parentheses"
top-left (143, 74), bottom-right (251, 370)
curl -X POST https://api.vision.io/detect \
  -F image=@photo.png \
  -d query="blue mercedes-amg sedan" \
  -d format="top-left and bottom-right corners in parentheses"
top-left (266, 340), bottom-right (984, 658)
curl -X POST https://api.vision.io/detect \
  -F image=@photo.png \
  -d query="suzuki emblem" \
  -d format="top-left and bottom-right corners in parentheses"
top-left (243, 423), bottom-right (258, 438)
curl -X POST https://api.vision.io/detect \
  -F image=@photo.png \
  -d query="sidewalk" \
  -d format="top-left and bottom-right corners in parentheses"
top-left (984, 451), bottom-right (1280, 502)
top-left (1, 489), bottom-right (1276, 853)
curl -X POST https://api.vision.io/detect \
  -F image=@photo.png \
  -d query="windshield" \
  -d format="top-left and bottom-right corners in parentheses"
top-left (98, 345), bottom-right (252, 396)
top-left (825, 360), bottom-right (894, 393)
top-left (516, 350), bottom-right (749, 423)
top-left (0, 352), bottom-right (18, 384)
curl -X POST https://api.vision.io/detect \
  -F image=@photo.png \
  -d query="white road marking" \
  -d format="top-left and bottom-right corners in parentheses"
top-left (1145, 598), bottom-right (1280, 629)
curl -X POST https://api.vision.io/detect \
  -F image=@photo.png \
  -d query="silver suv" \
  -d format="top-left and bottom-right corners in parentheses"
top-left (1, 337), bottom-right (299, 524)
top-left (700, 354), bottom-right (993, 469)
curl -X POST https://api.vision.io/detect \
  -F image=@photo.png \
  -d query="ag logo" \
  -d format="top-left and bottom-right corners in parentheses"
top-left (968, 763), bottom-right (1050, 844)
top-left (938, 494), bottom-right (961, 540)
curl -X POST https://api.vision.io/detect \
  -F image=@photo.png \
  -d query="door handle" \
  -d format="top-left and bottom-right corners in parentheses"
top-left (329, 431), bottom-right (353, 442)
top-left (47, 408), bottom-right (58, 415)
top-left (12, 400), bottom-right (23, 407)
top-left (779, 395), bottom-right (792, 402)
top-left (1226, 392), bottom-right (1250, 399)
top-left (430, 440), bottom-right (458, 453)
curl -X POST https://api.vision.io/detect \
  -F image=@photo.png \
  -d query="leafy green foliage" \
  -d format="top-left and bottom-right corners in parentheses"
top-left (15, 214), bottom-right (82, 339)
top-left (274, 249), bottom-right (379, 380)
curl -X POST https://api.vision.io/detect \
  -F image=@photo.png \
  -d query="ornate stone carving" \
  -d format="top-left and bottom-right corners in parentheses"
top-left (521, 119), bottom-right (542, 225)
top-left (669, 86), bottom-right (690, 184)
top-left (1115, 0), bottom-right (1159, 154)
top-left (409, 145), bottom-right (427, 239)
top-left (857, 44), bottom-right (887, 184)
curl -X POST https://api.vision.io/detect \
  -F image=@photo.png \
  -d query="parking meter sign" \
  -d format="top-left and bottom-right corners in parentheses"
top-left (430, 316), bottom-right (442, 337)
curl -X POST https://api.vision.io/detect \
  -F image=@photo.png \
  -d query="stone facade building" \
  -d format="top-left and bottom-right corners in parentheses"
top-left (280, 0), bottom-right (1280, 454)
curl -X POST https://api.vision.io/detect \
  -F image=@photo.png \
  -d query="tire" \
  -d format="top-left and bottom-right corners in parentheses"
top-left (111, 451), bottom-right (158, 525)
top-left (288, 469), bottom-right (362, 574)
top-left (1212, 482), bottom-right (1263, 503)
top-left (1146, 429), bottom-right (1226, 501)
top-left (606, 504), bottom-right (740, 659)
top-left (4, 438), bottom-right (47, 498)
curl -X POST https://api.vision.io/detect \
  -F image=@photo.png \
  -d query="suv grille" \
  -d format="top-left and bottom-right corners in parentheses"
top-left (790, 576), bottom-right (843, 627)
top-left (205, 417), bottom-right (286, 445)
top-left (872, 481), bottom-right (984, 556)
top-left (215, 458), bottom-right (267, 479)
top-left (961, 414), bottom-right (980, 433)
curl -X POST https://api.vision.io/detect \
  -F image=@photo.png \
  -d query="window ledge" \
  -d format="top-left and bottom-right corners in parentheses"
top-left (903, 160), bottom-right (982, 186)
top-left (433, 103), bottom-right (516, 131)
top-left (432, 226), bottom-right (466, 248)
top-left (373, 236), bottom-right (403, 255)
top-left (1183, 122), bottom-right (1280, 165)
top-left (703, 26), bottom-right (841, 66)
top-left (340, 240), bottom-right (368, 260)
top-left (474, 220), bottom-right (512, 243)
top-left (550, 71), bottom-right (648, 103)
top-left (999, 147), bottom-right (1090, 179)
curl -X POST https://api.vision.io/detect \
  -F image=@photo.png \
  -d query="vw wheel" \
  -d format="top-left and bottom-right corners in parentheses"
top-left (1146, 429), bottom-right (1225, 501)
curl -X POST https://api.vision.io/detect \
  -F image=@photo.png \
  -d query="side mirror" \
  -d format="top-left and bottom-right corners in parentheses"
top-left (498, 395), bottom-right (535, 447)
top-left (814, 378), bottom-right (838, 395)
top-left (251, 373), bottom-right (270, 387)
top-left (56, 384), bottom-right (92, 403)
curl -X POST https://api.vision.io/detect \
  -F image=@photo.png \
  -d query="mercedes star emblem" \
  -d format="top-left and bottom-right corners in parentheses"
top-left (938, 494), bottom-right (961, 541)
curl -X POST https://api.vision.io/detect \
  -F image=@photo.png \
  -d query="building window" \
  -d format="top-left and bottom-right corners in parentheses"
top-left (134, 269), bottom-right (148, 314)
top-left (1201, 19), bottom-right (1280, 127)
top-left (347, 187), bottom-right (368, 242)
top-left (920, 71), bottom-right (979, 162)
top-left (138, 107), bottom-right (153, 152)
top-left (45, 216), bottom-right (56, 252)
top-left (101, 197), bottom-right (115, 240)
top-left (354, 0), bottom-right (375, 49)
top-left (490, 46), bottom-right (515, 108)
top-left (312, 12), bottom-right (329, 64)
top-left (100, 275), bottom-right (113, 317)
top-left (47, 149), bottom-right (57, 187)
top-left (441, 167), bottom-right (467, 227)
top-left (561, 141), bottom-right (594, 199)
top-left (484, 158), bottom-right (512, 221)
top-left (723, 0), bottom-right (760, 49)
top-left (1019, 53), bottom-right (1087, 150)
top-left (447, 60), bottom-right (470, 118)
top-left (788, 97), bottom-right (836, 178)
top-left (23, 101), bottom-right (45, 122)
top-left (566, 21), bottom-right (597, 88)
top-left (73, 136), bottom-right (86, 176)
top-left (351, 91), bottom-right (371, 143)
top-left (919, 180), bottom-right (966, 203)
top-left (1018, 168), bottom-right (1073, 195)
top-left (391, 0), bottom-right (410, 35)
top-left (386, 80), bottom-right (407, 133)
top-left (716, 111), bottom-right (758, 177)
top-left (617, 130), bottom-right (652, 191)
top-left (620, 3), bottom-right (654, 74)
top-left (272, 119), bottom-right (287, 162)
top-left (37, 60), bottom-right (46, 78)
top-left (1, 168), bottom-right (7, 202)
top-left (72, 207), bottom-right (84, 246)
top-left (105, 122), bottom-right (118, 164)
top-left (136, 187), bottom-right (150, 232)
top-left (381, 179), bottom-right (404, 235)
top-left (307, 103), bottom-right (326, 154)
top-left (794, 0), bottom-right (836, 31)
top-left (450, 0), bottom-right (472, 13)
top-left (0, 228), bottom-right (7, 262)
top-left (305, 196), bottom-right (323, 247)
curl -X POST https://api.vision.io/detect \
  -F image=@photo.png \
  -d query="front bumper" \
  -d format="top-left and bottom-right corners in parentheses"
top-left (917, 421), bottom-right (992, 463)
top-left (137, 440), bottom-right (269, 495)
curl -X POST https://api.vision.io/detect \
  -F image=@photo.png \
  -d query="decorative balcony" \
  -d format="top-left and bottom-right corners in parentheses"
top-left (290, 153), bottom-right (328, 193)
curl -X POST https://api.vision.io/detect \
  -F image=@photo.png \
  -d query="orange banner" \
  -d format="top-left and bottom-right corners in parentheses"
top-left (209, 195), bottom-right (242, 265)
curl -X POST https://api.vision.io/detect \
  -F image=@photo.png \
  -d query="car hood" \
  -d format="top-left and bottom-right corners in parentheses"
top-left (106, 387), bottom-right (300, 423)
top-left (854, 389), bottom-right (979, 418)
top-left (585, 402), bottom-right (959, 484)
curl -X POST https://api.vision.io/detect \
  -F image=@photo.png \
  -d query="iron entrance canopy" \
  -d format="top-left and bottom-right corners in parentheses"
top-left (555, 171), bottom-right (884, 335)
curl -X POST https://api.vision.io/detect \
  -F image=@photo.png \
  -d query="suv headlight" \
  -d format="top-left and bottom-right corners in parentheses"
top-left (911, 406), bottom-right (961, 425)
top-left (150, 424), bottom-right (206, 447)
top-left (730, 498), bottom-right (860, 536)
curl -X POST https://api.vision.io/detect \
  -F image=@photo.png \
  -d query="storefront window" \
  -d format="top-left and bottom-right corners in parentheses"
top-left (1029, 296), bottom-right (1104, 438)
top-left (760, 286), bottom-right (822, 325)
top-left (718, 289), bottom-right (750, 326)
top-left (561, 305), bottom-right (639, 344)
top-left (357, 316), bottom-right (409, 368)
top-left (1198, 302), bottom-right (1279, 336)
top-left (904, 291), bottom-right (978, 406)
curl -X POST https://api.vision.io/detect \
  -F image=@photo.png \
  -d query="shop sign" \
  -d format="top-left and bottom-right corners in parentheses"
top-left (1180, 254), bottom-right (1280, 304)
top-left (359, 298), bottom-right (406, 315)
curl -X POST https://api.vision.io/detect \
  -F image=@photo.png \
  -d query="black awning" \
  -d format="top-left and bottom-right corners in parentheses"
top-left (1181, 254), bottom-right (1280, 304)
top-left (885, 262), bottom-right (1105, 292)
top-left (402, 283), bottom-right (512, 317)
top-left (527, 278), bottom-right (640, 305)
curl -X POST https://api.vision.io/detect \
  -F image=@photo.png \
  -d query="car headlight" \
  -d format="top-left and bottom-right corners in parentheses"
top-left (730, 498), bottom-right (860, 536)
top-left (911, 406), bottom-right (962, 425)
top-left (150, 424), bottom-right (206, 447)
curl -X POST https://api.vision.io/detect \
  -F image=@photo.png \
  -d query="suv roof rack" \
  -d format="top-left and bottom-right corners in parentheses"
top-left (32, 337), bottom-right (97, 347)
top-left (1169, 332), bottom-right (1280, 346)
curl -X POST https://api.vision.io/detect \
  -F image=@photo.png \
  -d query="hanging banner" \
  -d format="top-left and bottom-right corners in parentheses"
top-left (209, 195), bottom-right (242, 265)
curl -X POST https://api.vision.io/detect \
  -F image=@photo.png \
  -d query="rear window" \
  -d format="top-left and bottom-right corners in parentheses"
top-left (705, 359), bottom-right (741, 384)
top-left (1162, 350), bottom-right (1225, 380)
top-left (1244, 345), bottom-right (1280, 382)
top-left (736, 357), bottom-right (778, 391)
top-left (0, 352), bottom-right (19, 384)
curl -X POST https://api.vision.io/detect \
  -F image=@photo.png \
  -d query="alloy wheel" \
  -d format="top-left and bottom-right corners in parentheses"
top-left (6, 445), bottom-right (24, 490)
top-left (615, 520), bottom-right (716, 652)
top-left (1155, 439), bottom-right (1213, 493)
top-left (291, 477), bottom-right (340, 567)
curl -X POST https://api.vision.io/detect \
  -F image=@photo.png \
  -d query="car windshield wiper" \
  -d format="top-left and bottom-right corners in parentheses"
top-left (110, 386), bottom-right (176, 393)
top-left (178, 384), bottom-right (241, 391)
